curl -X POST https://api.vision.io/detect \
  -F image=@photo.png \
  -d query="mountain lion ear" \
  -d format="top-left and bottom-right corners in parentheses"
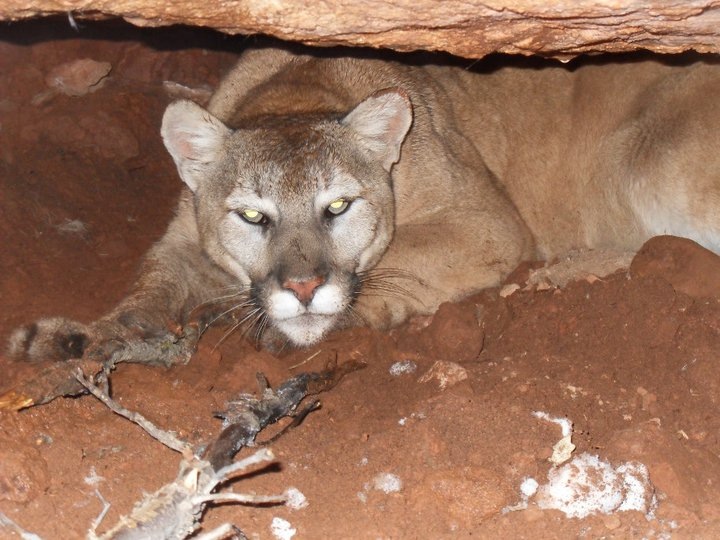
top-left (342, 88), bottom-right (413, 171)
top-left (161, 100), bottom-right (231, 192)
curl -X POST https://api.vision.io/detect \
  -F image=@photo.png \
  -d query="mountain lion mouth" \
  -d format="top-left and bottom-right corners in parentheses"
top-left (274, 313), bottom-right (338, 347)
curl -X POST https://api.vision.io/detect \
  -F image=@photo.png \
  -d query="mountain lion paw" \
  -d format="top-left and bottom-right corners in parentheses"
top-left (7, 310), bottom-right (185, 365)
top-left (83, 307), bottom-right (192, 364)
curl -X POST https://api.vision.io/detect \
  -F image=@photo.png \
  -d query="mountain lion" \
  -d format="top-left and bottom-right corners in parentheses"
top-left (9, 48), bottom-right (720, 362)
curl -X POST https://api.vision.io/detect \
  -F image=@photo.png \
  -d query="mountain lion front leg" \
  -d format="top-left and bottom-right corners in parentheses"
top-left (7, 266), bottom-right (191, 365)
top-left (354, 204), bottom-right (534, 329)
top-left (8, 196), bottom-right (229, 365)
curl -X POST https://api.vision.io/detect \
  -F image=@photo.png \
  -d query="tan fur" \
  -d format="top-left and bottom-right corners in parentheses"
top-left (9, 50), bottom-right (720, 360)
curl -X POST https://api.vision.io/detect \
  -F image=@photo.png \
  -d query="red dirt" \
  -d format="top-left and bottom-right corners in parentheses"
top-left (3, 20), bottom-right (720, 539)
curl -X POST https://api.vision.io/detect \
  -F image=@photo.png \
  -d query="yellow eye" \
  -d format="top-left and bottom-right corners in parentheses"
top-left (326, 198), bottom-right (350, 216)
top-left (240, 208), bottom-right (266, 224)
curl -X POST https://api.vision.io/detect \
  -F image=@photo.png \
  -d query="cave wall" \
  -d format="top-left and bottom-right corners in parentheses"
top-left (2, 0), bottom-right (720, 60)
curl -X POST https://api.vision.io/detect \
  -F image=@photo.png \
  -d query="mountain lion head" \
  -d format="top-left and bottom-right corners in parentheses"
top-left (161, 90), bottom-right (412, 346)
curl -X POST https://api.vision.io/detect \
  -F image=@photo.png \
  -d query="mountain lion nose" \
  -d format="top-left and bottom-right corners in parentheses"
top-left (282, 275), bottom-right (326, 305)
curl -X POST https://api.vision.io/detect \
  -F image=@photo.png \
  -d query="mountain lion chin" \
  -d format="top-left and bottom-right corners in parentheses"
top-left (275, 313), bottom-right (337, 347)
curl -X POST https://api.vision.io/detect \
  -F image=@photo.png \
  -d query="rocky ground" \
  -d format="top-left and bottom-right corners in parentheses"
top-left (2, 19), bottom-right (720, 539)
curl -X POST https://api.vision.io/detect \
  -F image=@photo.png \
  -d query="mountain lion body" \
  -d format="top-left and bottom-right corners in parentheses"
top-left (9, 49), bottom-right (720, 361)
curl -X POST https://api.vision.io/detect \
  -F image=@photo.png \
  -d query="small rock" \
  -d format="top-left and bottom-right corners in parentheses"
top-left (418, 360), bottom-right (468, 390)
top-left (520, 477), bottom-right (539, 497)
top-left (398, 301), bottom-right (484, 363)
top-left (389, 359), bottom-right (418, 376)
top-left (499, 283), bottom-right (521, 298)
top-left (636, 386), bottom-right (657, 411)
top-left (45, 58), bottom-right (112, 96)
top-left (630, 235), bottom-right (720, 298)
top-left (372, 472), bottom-right (403, 493)
top-left (270, 517), bottom-right (296, 540)
top-left (285, 487), bottom-right (308, 510)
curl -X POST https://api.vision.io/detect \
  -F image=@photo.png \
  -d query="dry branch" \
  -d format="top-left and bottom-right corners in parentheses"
top-left (70, 360), bottom-right (364, 539)
top-left (206, 360), bottom-right (366, 469)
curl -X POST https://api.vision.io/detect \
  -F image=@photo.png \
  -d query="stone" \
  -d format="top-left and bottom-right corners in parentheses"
top-left (2, 1), bottom-right (720, 60)
top-left (630, 235), bottom-right (720, 299)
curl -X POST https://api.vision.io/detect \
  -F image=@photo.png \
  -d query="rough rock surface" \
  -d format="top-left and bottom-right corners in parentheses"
top-left (2, 1), bottom-right (720, 59)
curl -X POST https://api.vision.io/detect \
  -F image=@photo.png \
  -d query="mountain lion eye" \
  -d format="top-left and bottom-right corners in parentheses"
top-left (239, 208), bottom-right (268, 225)
top-left (325, 198), bottom-right (350, 217)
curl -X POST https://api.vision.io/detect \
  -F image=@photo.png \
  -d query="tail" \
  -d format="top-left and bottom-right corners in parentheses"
top-left (7, 317), bottom-right (90, 362)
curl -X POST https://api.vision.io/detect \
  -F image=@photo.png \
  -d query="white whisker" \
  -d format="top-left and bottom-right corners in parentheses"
top-left (212, 306), bottom-right (264, 350)
top-left (189, 285), bottom-right (251, 316)
top-left (199, 298), bottom-right (256, 337)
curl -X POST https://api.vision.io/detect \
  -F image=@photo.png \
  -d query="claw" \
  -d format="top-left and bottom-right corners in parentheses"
top-left (166, 318), bottom-right (185, 338)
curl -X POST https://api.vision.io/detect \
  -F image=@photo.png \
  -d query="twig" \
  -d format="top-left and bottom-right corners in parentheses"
top-left (89, 489), bottom-right (111, 534)
top-left (288, 349), bottom-right (322, 370)
top-left (258, 400), bottom-right (321, 446)
top-left (0, 510), bottom-right (43, 540)
top-left (74, 368), bottom-right (189, 454)
top-left (88, 449), bottom-right (280, 540)
top-left (78, 360), bottom-right (364, 540)
top-left (206, 359), bottom-right (366, 469)
top-left (196, 493), bottom-right (287, 505)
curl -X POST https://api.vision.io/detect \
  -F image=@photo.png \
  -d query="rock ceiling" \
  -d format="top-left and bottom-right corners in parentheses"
top-left (3, 1), bottom-right (720, 59)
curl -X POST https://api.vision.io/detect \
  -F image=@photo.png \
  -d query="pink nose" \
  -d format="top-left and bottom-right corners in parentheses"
top-left (282, 275), bottom-right (326, 305)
